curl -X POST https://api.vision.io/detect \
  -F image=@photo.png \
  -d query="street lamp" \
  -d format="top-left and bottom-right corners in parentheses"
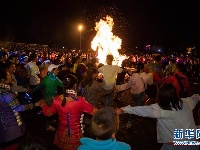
top-left (78, 25), bottom-right (83, 50)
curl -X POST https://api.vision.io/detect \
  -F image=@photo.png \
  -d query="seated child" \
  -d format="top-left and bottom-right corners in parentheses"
top-left (78, 107), bottom-right (131, 150)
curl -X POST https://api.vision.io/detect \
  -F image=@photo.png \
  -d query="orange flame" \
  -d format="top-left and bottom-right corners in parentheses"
top-left (91, 16), bottom-right (127, 66)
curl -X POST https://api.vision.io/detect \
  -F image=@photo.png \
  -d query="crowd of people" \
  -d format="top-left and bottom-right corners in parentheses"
top-left (0, 47), bottom-right (200, 150)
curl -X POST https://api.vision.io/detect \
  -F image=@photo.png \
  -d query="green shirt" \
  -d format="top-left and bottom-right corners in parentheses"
top-left (33, 72), bottom-right (63, 100)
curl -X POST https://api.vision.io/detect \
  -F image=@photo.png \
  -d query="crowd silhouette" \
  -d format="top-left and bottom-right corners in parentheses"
top-left (0, 43), bottom-right (200, 150)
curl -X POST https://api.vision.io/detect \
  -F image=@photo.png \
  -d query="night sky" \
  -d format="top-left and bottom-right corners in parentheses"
top-left (0, 0), bottom-right (199, 49)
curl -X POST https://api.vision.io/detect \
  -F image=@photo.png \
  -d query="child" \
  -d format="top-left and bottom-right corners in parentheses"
top-left (78, 107), bottom-right (131, 150)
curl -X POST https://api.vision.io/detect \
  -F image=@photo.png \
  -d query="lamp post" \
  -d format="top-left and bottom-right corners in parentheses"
top-left (78, 25), bottom-right (83, 50)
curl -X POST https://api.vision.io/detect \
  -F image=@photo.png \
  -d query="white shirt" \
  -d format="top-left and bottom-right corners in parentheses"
top-left (116, 73), bottom-right (145, 94)
top-left (98, 65), bottom-right (123, 90)
top-left (123, 94), bottom-right (200, 143)
top-left (139, 72), bottom-right (153, 89)
top-left (25, 61), bottom-right (40, 85)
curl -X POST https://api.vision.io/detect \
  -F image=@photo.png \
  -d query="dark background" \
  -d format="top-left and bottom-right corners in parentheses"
top-left (0, 0), bottom-right (199, 50)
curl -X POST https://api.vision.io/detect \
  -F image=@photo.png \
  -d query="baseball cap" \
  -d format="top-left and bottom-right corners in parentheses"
top-left (48, 64), bottom-right (59, 72)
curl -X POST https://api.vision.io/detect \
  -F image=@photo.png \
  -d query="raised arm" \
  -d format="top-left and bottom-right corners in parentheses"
top-left (117, 104), bottom-right (161, 118)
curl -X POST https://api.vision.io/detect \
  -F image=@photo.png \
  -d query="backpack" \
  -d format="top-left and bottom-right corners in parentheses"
top-left (174, 74), bottom-right (188, 98)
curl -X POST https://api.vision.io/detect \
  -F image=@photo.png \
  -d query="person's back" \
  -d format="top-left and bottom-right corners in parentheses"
top-left (76, 58), bottom-right (88, 84)
top-left (78, 107), bottom-right (131, 150)
top-left (165, 58), bottom-right (176, 76)
top-left (115, 62), bottom-right (147, 106)
top-left (154, 62), bottom-right (191, 98)
top-left (116, 59), bottom-right (131, 85)
top-left (80, 67), bottom-right (113, 108)
top-left (35, 74), bottom-right (96, 150)
top-left (99, 65), bottom-right (122, 90)
top-left (98, 54), bottom-right (123, 90)
top-left (146, 55), bottom-right (164, 83)
top-left (98, 55), bottom-right (122, 107)
top-left (73, 56), bottom-right (82, 73)
top-left (58, 64), bottom-right (76, 81)
top-left (156, 99), bottom-right (196, 142)
top-left (117, 83), bottom-right (200, 150)
top-left (87, 57), bottom-right (97, 69)
top-left (137, 62), bottom-right (155, 99)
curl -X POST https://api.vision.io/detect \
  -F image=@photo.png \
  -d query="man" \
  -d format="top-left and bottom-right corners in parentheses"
top-left (33, 64), bottom-right (63, 106)
top-left (98, 54), bottom-right (123, 107)
top-left (33, 64), bottom-right (63, 131)
top-left (24, 53), bottom-right (41, 104)
top-left (165, 58), bottom-right (176, 76)
top-left (73, 56), bottom-right (82, 73)
top-left (24, 53), bottom-right (40, 89)
top-left (76, 58), bottom-right (88, 84)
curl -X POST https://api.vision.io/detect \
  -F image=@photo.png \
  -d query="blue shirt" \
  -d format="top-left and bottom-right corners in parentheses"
top-left (78, 137), bottom-right (131, 150)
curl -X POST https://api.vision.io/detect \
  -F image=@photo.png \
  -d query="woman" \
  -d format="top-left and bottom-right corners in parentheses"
top-left (115, 62), bottom-right (147, 106)
top-left (117, 83), bottom-right (200, 150)
top-left (5, 61), bottom-right (28, 93)
top-left (79, 67), bottom-right (113, 130)
top-left (79, 67), bottom-right (113, 108)
top-left (0, 69), bottom-right (27, 150)
top-left (35, 74), bottom-right (97, 150)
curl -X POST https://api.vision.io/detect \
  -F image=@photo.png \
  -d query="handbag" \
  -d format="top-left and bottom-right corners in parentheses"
top-left (140, 74), bottom-right (157, 98)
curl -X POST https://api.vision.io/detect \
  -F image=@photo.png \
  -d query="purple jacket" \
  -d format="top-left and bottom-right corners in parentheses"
top-left (0, 84), bottom-right (26, 143)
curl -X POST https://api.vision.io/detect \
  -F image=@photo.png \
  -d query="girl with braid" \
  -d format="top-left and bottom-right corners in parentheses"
top-left (35, 74), bottom-right (97, 150)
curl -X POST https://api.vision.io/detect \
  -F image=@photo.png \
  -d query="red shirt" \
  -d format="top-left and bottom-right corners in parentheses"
top-left (42, 95), bottom-right (95, 150)
top-left (154, 72), bottom-right (190, 97)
